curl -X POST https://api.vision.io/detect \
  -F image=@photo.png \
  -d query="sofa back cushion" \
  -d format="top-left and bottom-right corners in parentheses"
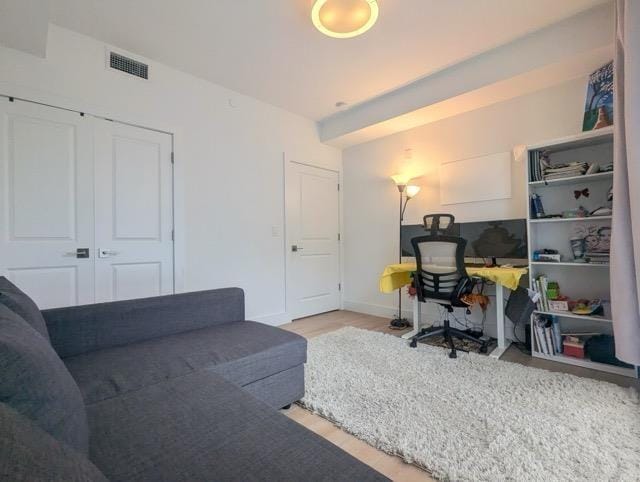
top-left (0, 304), bottom-right (89, 454)
top-left (0, 277), bottom-right (49, 342)
top-left (0, 402), bottom-right (106, 482)
top-left (44, 288), bottom-right (245, 358)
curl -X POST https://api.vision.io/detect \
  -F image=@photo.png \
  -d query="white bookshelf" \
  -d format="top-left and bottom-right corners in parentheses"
top-left (525, 128), bottom-right (638, 379)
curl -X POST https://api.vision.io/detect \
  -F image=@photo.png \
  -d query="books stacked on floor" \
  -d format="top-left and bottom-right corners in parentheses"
top-left (586, 251), bottom-right (610, 264)
top-left (532, 314), bottom-right (562, 355)
top-left (543, 161), bottom-right (589, 181)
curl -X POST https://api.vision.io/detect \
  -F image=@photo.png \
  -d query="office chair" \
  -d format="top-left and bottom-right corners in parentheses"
top-left (409, 234), bottom-right (489, 358)
top-left (423, 214), bottom-right (456, 235)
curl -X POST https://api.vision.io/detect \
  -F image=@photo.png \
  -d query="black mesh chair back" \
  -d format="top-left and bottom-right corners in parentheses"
top-left (423, 214), bottom-right (456, 236)
top-left (411, 235), bottom-right (468, 306)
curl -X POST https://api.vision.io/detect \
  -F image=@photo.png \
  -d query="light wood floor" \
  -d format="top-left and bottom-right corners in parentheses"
top-left (279, 310), bottom-right (639, 481)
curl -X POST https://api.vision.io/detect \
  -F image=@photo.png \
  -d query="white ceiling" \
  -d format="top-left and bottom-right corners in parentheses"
top-left (49, 0), bottom-right (607, 121)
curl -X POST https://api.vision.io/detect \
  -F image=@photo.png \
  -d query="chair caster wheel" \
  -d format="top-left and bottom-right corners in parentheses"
top-left (409, 339), bottom-right (417, 348)
top-left (449, 351), bottom-right (457, 359)
top-left (479, 344), bottom-right (488, 354)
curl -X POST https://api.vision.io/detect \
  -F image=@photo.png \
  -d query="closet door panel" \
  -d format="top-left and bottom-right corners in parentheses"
top-left (0, 98), bottom-right (95, 308)
top-left (94, 120), bottom-right (174, 302)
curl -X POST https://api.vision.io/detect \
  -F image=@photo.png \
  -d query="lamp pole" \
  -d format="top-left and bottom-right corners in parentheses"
top-left (389, 183), bottom-right (414, 329)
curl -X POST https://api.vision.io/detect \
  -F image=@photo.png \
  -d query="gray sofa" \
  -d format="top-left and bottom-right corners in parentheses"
top-left (0, 278), bottom-right (388, 481)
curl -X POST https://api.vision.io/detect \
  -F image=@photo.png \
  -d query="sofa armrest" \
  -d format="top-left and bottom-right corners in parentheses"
top-left (43, 288), bottom-right (244, 359)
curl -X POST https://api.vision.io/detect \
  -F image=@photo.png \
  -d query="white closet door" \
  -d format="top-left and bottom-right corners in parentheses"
top-left (0, 98), bottom-right (95, 308)
top-left (94, 119), bottom-right (174, 302)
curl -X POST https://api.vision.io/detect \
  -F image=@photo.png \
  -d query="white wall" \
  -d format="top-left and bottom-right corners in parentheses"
top-left (0, 25), bottom-right (341, 325)
top-left (342, 77), bottom-right (590, 337)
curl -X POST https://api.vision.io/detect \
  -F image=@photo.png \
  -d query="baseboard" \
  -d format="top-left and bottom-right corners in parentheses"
top-left (251, 312), bottom-right (292, 326)
top-left (342, 300), bottom-right (415, 320)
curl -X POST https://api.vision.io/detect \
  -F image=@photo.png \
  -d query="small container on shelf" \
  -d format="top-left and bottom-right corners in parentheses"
top-left (563, 337), bottom-right (586, 358)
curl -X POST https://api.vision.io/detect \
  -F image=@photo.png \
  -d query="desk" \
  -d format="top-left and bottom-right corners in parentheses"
top-left (379, 263), bottom-right (527, 359)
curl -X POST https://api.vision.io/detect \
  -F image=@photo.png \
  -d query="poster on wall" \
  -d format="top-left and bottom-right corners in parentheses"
top-left (582, 61), bottom-right (613, 131)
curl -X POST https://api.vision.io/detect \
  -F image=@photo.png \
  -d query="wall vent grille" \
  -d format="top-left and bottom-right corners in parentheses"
top-left (109, 52), bottom-right (149, 79)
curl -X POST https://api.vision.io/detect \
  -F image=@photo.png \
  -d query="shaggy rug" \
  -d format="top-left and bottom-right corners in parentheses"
top-left (300, 327), bottom-right (640, 481)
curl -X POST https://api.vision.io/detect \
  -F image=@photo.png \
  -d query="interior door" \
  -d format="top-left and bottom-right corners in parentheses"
top-left (286, 162), bottom-right (340, 319)
top-left (94, 119), bottom-right (174, 302)
top-left (0, 98), bottom-right (95, 308)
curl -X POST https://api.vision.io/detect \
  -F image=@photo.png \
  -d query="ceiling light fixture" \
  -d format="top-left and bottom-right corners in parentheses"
top-left (311, 0), bottom-right (379, 39)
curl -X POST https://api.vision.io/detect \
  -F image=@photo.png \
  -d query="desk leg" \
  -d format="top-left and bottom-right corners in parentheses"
top-left (489, 282), bottom-right (511, 359)
top-left (401, 297), bottom-right (422, 339)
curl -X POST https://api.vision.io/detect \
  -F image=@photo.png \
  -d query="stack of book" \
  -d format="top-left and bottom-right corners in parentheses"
top-left (543, 161), bottom-right (588, 181)
top-left (586, 251), bottom-right (610, 264)
top-left (532, 314), bottom-right (562, 355)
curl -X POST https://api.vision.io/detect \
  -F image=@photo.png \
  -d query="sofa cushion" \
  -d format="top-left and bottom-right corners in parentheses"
top-left (0, 304), bottom-right (89, 454)
top-left (0, 402), bottom-right (106, 482)
top-left (87, 370), bottom-right (388, 482)
top-left (0, 276), bottom-right (49, 342)
top-left (64, 320), bottom-right (306, 404)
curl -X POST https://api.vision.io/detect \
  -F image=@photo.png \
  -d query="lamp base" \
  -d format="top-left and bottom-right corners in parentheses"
top-left (389, 317), bottom-right (410, 330)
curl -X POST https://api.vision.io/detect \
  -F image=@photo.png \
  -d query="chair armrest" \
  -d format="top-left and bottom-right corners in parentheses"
top-left (43, 288), bottom-right (244, 358)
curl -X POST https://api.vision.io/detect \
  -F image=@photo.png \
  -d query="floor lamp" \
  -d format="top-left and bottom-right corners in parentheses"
top-left (389, 175), bottom-right (421, 329)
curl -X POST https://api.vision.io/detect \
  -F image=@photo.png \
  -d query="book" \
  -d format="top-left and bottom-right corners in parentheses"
top-left (583, 61), bottom-right (613, 131)
top-left (530, 193), bottom-right (545, 218)
top-left (534, 315), bottom-right (549, 354)
top-left (551, 317), bottom-right (562, 354)
top-left (544, 326), bottom-right (555, 355)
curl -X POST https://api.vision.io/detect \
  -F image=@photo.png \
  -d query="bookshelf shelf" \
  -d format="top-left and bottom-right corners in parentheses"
top-left (532, 351), bottom-right (637, 378)
top-left (533, 310), bottom-right (612, 323)
top-left (528, 171), bottom-right (613, 187)
top-left (529, 215), bottom-right (612, 224)
top-left (526, 130), bottom-right (637, 378)
top-left (530, 261), bottom-right (609, 267)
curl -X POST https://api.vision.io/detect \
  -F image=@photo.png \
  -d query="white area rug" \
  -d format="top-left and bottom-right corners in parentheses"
top-left (300, 327), bottom-right (640, 481)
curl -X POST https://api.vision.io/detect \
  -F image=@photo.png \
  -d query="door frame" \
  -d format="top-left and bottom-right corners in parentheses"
top-left (0, 92), bottom-right (181, 294)
top-left (284, 158), bottom-right (343, 321)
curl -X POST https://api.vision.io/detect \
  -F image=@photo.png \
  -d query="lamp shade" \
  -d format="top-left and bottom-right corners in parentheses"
top-left (390, 173), bottom-right (412, 186)
top-left (405, 185), bottom-right (421, 199)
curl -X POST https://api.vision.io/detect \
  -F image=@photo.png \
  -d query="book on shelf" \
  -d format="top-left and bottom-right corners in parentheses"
top-left (543, 162), bottom-right (588, 180)
top-left (533, 315), bottom-right (549, 354)
top-left (530, 193), bottom-right (545, 218)
top-left (532, 314), bottom-right (559, 355)
top-left (534, 275), bottom-right (551, 312)
top-left (528, 150), bottom-right (611, 182)
top-left (586, 252), bottom-right (610, 264)
top-left (532, 314), bottom-right (563, 355)
top-left (551, 317), bottom-right (562, 353)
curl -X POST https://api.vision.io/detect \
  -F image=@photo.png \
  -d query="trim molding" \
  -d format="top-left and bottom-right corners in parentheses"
top-left (343, 299), bottom-right (415, 320)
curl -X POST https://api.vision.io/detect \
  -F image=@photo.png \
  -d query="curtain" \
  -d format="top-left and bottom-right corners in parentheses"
top-left (611, 0), bottom-right (640, 365)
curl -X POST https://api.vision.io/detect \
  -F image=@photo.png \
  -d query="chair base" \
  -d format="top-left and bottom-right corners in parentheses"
top-left (409, 317), bottom-right (488, 358)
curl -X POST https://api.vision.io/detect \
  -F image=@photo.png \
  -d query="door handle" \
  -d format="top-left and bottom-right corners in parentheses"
top-left (63, 248), bottom-right (90, 258)
top-left (291, 245), bottom-right (304, 252)
top-left (98, 249), bottom-right (119, 258)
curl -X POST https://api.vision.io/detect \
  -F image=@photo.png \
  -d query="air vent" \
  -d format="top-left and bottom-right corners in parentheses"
top-left (109, 52), bottom-right (149, 79)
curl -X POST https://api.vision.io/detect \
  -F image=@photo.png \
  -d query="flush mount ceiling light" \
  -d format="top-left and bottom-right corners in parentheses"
top-left (311, 0), bottom-right (379, 39)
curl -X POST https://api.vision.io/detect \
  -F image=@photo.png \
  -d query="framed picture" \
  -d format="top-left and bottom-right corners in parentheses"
top-left (582, 61), bottom-right (613, 131)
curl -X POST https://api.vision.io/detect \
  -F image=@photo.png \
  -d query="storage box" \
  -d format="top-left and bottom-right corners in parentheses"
top-left (563, 340), bottom-right (585, 358)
